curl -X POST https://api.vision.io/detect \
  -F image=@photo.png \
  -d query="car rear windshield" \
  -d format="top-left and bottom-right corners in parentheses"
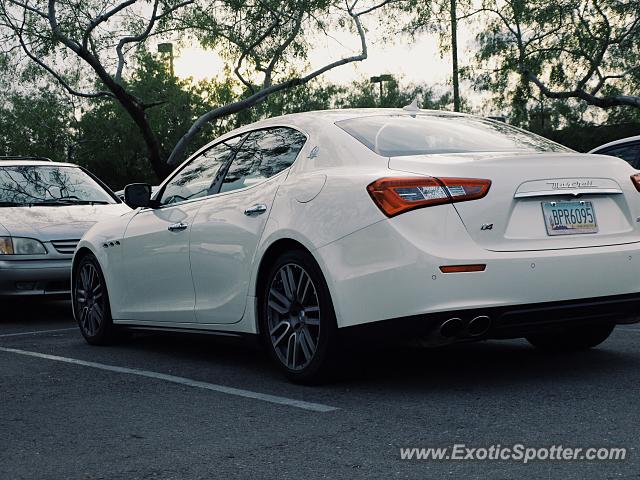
top-left (335, 114), bottom-right (571, 157)
top-left (0, 165), bottom-right (115, 206)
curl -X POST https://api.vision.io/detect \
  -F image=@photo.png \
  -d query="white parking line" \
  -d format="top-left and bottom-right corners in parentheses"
top-left (0, 327), bottom-right (78, 338)
top-left (0, 346), bottom-right (339, 413)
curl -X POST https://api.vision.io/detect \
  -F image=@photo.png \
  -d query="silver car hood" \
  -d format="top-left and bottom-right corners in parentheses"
top-left (0, 203), bottom-right (130, 241)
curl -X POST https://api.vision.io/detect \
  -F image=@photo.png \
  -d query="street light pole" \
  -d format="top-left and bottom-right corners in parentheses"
top-left (450, 0), bottom-right (461, 112)
top-left (157, 42), bottom-right (174, 76)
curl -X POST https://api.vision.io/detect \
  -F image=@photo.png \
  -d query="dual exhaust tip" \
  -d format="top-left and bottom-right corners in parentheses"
top-left (440, 315), bottom-right (492, 338)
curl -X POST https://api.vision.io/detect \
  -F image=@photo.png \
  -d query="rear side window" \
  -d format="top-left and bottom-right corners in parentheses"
top-left (219, 127), bottom-right (306, 194)
top-left (599, 143), bottom-right (640, 169)
top-left (336, 114), bottom-right (570, 157)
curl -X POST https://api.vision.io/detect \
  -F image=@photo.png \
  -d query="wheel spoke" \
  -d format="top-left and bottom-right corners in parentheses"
top-left (87, 265), bottom-right (96, 290)
top-left (93, 302), bottom-right (103, 322)
top-left (90, 308), bottom-right (99, 335)
top-left (269, 288), bottom-right (290, 310)
top-left (270, 320), bottom-right (290, 338)
top-left (268, 299), bottom-right (288, 315)
top-left (280, 268), bottom-right (293, 300)
top-left (299, 275), bottom-right (310, 304)
top-left (286, 332), bottom-right (297, 368)
top-left (304, 317), bottom-right (320, 326)
top-left (80, 268), bottom-right (89, 291)
top-left (298, 328), bottom-right (314, 361)
top-left (86, 314), bottom-right (94, 336)
top-left (286, 266), bottom-right (297, 299)
top-left (80, 306), bottom-right (90, 329)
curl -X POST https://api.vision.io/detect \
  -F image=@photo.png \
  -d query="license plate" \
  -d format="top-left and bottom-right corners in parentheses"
top-left (542, 201), bottom-right (598, 236)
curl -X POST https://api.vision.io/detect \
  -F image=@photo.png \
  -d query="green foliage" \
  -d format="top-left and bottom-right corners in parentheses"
top-left (72, 53), bottom-right (239, 188)
top-left (0, 23), bottom-right (472, 190)
top-left (470, 0), bottom-right (640, 124)
top-left (0, 89), bottom-right (72, 162)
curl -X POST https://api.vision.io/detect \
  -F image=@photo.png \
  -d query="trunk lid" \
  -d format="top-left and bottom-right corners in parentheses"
top-left (389, 152), bottom-right (640, 252)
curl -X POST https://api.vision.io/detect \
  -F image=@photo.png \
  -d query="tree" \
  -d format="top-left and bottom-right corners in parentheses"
top-left (402, 0), bottom-right (474, 112)
top-left (72, 52), bottom-right (237, 188)
top-left (0, 89), bottom-right (73, 161)
top-left (0, 0), bottom-right (396, 180)
top-left (473, 0), bottom-right (640, 117)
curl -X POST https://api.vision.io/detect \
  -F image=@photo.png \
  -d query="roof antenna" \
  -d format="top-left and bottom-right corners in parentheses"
top-left (402, 97), bottom-right (420, 112)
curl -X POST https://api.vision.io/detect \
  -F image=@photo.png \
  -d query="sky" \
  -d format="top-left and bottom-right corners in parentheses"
top-left (172, 18), bottom-right (476, 94)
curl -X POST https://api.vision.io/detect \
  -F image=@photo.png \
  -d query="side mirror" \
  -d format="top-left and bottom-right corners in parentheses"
top-left (124, 183), bottom-right (153, 208)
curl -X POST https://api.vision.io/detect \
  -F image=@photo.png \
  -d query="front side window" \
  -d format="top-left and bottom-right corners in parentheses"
top-left (336, 114), bottom-right (571, 157)
top-left (0, 165), bottom-right (115, 206)
top-left (160, 135), bottom-right (243, 206)
top-left (219, 127), bottom-right (306, 194)
top-left (599, 143), bottom-right (640, 169)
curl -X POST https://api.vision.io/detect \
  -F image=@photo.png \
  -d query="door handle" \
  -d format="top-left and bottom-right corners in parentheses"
top-left (168, 222), bottom-right (188, 232)
top-left (244, 204), bottom-right (268, 216)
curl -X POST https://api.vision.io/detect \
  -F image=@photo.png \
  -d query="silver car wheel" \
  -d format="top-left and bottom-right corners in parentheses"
top-left (267, 263), bottom-right (321, 371)
top-left (75, 262), bottom-right (104, 337)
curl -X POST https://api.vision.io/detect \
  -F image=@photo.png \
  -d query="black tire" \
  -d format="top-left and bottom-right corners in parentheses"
top-left (526, 323), bottom-right (615, 352)
top-left (73, 254), bottom-right (117, 345)
top-left (259, 249), bottom-right (339, 384)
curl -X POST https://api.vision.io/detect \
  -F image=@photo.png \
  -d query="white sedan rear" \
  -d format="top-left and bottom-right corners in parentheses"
top-left (72, 109), bottom-right (640, 382)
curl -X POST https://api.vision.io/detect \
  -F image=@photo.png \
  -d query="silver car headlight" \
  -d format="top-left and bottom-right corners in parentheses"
top-left (0, 237), bottom-right (48, 255)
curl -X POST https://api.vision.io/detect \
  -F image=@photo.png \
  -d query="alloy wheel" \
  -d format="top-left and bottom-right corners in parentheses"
top-left (75, 262), bottom-right (105, 337)
top-left (267, 263), bottom-right (321, 371)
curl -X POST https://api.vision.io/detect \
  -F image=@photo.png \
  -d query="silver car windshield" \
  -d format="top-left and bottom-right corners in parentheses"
top-left (336, 114), bottom-right (572, 157)
top-left (0, 165), bottom-right (115, 206)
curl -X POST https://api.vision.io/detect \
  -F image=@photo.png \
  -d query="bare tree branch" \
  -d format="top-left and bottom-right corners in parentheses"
top-left (115, 0), bottom-right (194, 82)
top-left (167, 1), bottom-right (375, 166)
top-left (83, 0), bottom-right (138, 48)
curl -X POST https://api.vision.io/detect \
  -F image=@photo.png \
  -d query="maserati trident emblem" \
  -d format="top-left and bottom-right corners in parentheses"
top-left (481, 223), bottom-right (493, 231)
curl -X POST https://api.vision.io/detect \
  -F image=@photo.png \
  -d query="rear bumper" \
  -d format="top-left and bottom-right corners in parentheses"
top-left (343, 293), bottom-right (640, 342)
top-left (316, 206), bottom-right (640, 328)
top-left (0, 258), bottom-right (72, 296)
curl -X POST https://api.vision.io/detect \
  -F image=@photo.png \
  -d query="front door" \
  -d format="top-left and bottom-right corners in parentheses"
top-left (119, 135), bottom-right (244, 322)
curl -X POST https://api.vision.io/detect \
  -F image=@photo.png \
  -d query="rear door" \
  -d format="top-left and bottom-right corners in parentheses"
top-left (190, 127), bottom-right (307, 324)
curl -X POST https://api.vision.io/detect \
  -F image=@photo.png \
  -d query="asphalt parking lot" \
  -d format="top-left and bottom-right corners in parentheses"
top-left (1, 299), bottom-right (639, 480)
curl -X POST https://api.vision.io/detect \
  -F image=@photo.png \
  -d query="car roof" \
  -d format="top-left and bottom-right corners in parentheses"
top-left (0, 158), bottom-right (78, 168)
top-left (205, 108), bottom-right (468, 145)
top-left (589, 135), bottom-right (640, 153)
top-left (242, 107), bottom-right (468, 130)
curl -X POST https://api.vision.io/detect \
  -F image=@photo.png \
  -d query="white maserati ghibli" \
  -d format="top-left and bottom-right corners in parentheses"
top-left (72, 108), bottom-right (640, 382)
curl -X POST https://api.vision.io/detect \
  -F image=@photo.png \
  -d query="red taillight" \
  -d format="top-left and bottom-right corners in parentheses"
top-left (631, 174), bottom-right (640, 192)
top-left (367, 176), bottom-right (491, 217)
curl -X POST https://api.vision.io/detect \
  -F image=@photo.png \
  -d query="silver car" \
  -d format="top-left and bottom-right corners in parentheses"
top-left (589, 135), bottom-right (640, 169)
top-left (0, 157), bottom-right (130, 296)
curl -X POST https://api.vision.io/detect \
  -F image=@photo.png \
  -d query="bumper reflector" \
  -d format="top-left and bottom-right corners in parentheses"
top-left (439, 264), bottom-right (486, 273)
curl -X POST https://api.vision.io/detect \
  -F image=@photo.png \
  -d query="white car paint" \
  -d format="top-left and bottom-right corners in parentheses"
top-left (75, 109), bottom-right (640, 337)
